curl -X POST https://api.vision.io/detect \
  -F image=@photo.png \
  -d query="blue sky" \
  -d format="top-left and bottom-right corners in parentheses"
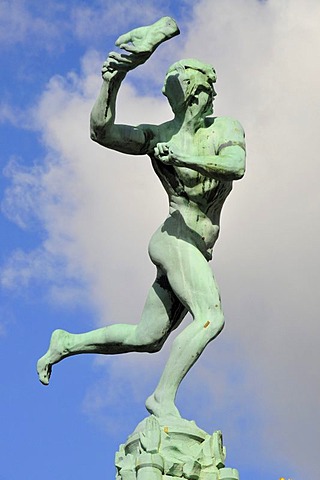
top-left (1, 1), bottom-right (320, 479)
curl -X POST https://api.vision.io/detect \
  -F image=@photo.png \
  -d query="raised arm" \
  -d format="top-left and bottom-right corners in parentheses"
top-left (90, 64), bottom-right (147, 155)
top-left (90, 16), bottom-right (179, 155)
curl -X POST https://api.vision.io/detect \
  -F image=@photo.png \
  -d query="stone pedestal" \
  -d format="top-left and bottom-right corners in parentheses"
top-left (115, 416), bottom-right (239, 480)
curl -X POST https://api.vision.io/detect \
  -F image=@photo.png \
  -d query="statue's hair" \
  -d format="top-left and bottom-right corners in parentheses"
top-left (165, 59), bottom-right (217, 102)
top-left (167, 59), bottom-right (216, 83)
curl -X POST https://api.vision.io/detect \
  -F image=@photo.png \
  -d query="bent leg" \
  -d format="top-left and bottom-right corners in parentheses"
top-left (37, 268), bottom-right (186, 385)
top-left (146, 236), bottom-right (224, 418)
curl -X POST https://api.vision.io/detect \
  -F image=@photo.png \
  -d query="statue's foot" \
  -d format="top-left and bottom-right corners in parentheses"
top-left (37, 329), bottom-right (70, 385)
top-left (145, 393), bottom-right (181, 421)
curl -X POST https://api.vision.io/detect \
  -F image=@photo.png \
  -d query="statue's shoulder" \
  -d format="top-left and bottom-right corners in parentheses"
top-left (207, 116), bottom-right (245, 149)
top-left (207, 116), bottom-right (244, 132)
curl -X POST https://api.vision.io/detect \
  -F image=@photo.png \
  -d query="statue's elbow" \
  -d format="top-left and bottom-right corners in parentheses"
top-left (232, 156), bottom-right (246, 180)
top-left (90, 129), bottom-right (98, 142)
top-left (233, 166), bottom-right (245, 180)
top-left (90, 124), bottom-right (107, 145)
top-left (90, 118), bottom-right (99, 142)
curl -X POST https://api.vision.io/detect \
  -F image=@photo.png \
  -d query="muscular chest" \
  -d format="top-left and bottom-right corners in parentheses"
top-left (150, 122), bottom-right (224, 197)
top-left (166, 129), bottom-right (217, 186)
top-left (171, 128), bottom-right (216, 156)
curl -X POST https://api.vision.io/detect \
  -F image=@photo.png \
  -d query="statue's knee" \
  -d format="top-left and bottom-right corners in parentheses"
top-left (217, 314), bottom-right (225, 334)
top-left (134, 327), bottom-right (166, 353)
top-left (205, 310), bottom-right (225, 337)
top-left (215, 311), bottom-right (225, 334)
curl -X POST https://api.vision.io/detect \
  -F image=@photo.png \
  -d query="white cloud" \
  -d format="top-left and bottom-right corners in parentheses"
top-left (0, 0), bottom-right (65, 49)
top-left (2, 1), bottom-right (320, 477)
top-left (0, 104), bottom-right (21, 126)
top-left (71, 0), bottom-right (165, 43)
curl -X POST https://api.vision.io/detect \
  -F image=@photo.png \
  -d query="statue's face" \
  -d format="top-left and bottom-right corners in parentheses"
top-left (162, 70), bottom-right (187, 112)
top-left (198, 85), bottom-right (217, 116)
top-left (162, 68), bottom-right (216, 115)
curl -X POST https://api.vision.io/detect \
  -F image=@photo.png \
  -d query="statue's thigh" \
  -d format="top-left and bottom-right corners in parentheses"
top-left (164, 239), bottom-right (221, 318)
top-left (136, 268), bottom-right (187, 344)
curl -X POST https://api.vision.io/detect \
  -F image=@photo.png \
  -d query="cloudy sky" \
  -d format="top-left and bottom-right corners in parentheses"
top-left (1, 1), bottom-right (319, 479)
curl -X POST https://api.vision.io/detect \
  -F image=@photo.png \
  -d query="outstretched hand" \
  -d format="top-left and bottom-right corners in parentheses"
top-left (115, 26), bottom-right (159, 55)
top-left (115, 16), bottom-right (179, 55)
top-left (102, 17), bottom-right (179, 77)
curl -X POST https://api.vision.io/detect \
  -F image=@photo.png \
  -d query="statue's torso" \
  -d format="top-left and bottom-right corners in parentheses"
top-left (146, 117), bottom-right (234, 257)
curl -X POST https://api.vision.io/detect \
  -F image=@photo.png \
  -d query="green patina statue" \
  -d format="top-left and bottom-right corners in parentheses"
top-left (37, 16), bottom-right (245, 480)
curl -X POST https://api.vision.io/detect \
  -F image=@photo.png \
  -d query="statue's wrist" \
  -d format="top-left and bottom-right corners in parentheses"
top-left (153, 16), bottom-right (180, 42)
top-left (102, 69), bottom-right (126, 84)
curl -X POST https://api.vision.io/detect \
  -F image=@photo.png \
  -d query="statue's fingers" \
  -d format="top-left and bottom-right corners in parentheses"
top-left (156, 144), bottom-right (164, 155)
top-left (108, 52), bottom-right (140, 72)
top-left (108, 51), bottom-right (132, 63)
top-left (148, 416), bottom-right (159, 430)
top-left (119, 43), bottom-right (140, 53)
top-left (107, 62), bottom-right (131, 72)
top-left (103, 58), bottom-right (114, 67)
top-left (115, 32), bottom-right (132, 47)
top-left (159, 143), bottom-right (169, 155)
top-left (102, 59), bottom-right (114, 74)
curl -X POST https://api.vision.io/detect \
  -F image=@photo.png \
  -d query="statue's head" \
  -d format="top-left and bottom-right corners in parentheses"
top-left (162, 59), bottom-right (217, 115)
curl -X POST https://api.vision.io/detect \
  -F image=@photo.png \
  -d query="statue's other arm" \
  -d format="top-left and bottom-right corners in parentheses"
top-left (155, 118), bottom-right (246, 181)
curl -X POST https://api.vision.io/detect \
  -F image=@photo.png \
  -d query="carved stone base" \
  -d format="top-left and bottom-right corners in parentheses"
top-left (115, 416), bottom-right (239, 480)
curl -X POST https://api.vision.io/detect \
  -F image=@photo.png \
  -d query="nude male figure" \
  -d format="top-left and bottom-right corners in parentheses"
top-left (37, 18), bottom-right (246, 420)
